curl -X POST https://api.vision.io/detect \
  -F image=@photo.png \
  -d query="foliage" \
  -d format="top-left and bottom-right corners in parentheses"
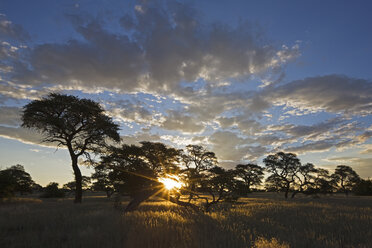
top-left (263, 152), bottom-right (301, 198)
top-left (199, 166), bottom-right (242, 210)
top-left (181, 145), bottom-right (218, 202)
top-left (32, 183), bottom-right (43, 192)
top-left (91, 165), bottom-right (116, 197)
top-left (264, 152), bottom-right (337, 198)
top-left (0, 165), bottom-right (35, 198)
top-left (353, 179), bottom-right (372, 196)
top-left (305, 168), bottom-right (336, 195)
top-left (22, 93), bottom-right (120, 203)
top-left (235, 163), bottom-right (264, 193)
top-left (101, 142), bottom-right (246, 211)
top-left (100, 142), bottom-right (182, 211)
top-left (40, 182), bottom-right (65, 198)
top-left (63, 176), bottom-right (91, 193)
top-left (331, 165), bottom-right (360, 195)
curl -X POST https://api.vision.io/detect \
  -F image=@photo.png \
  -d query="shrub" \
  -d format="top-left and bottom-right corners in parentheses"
top-left (40, 182), bottom-right (65, 198)
top-left (353, 179), bottom-right (372, 196)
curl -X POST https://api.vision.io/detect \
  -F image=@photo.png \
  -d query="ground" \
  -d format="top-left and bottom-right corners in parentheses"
top-left (0, 193), bottom-right (371, 248)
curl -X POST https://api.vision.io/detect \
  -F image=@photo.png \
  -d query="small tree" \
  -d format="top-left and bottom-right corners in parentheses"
top-left (353, 179), bottom-right (372, 196)
top-left (91, 165), bottom-right (116, 198)
top-left (41, 182), bottom-right (65, 198)
top-left (0, 165), bottom-right (35, 198)
top-left (331, 165), bottom-right (360, 195)
top-left (22, 93), bottom-right (120, 203)
top-left (63, 176), bottom-right (91, 194)
top-left (235, 163), bottom-right (264, 194)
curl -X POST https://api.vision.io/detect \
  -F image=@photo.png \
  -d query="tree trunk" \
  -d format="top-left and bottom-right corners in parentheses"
top-left (106, 189), bottom-right (114, 198)
top-left (291, 191), bottom-right (298, 198)
top-left (284, 188), bottom-right (289, 198)
top-left (124, 189), bottom-right (200, 212)
top-left (161, 195), bottom-right (200, 212)
top-left (188, 183), bottom-right (196, 202)
top-left (71, 156), bottom-right (82, 203)
top-left (124, 190), bottom-right (155, 212)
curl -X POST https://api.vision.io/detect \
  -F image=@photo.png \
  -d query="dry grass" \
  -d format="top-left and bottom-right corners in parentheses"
top-left (0, 193), bottom-right (371, 248)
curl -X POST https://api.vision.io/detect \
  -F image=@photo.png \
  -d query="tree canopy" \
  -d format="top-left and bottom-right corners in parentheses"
top-left (22, 93), bottom-right (120, 203)
top-left (331, 165), bottom-right (360, 195)
top-left (0, 165), bottom-right (35, 198)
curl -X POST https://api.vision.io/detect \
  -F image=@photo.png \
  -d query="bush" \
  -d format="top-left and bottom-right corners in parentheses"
top-left (353, 179), bottom-right (372, 196)
top-left (0, 165), bottom-right (34, 198)
top-left (40, 182), bottom-right (65, 198)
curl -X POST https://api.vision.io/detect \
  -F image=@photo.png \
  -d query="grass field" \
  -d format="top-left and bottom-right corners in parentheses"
top-left (1, 193), bottom-right (371, 248)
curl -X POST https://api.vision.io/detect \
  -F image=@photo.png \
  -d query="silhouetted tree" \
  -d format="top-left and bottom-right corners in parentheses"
top-left (181, 145), bottom-right (217, 202)
top-left (41, 182), bottom-right (65, 198)
top-left (0, 165), bottom-right (35, 198)
top-left (308, 168), bottom-right (336, 195)
top-left (235, 163), bottom-right (264, 194)
top-left (63, 176), bottom-right (91, 194)
top-left (91, 165), bottom-right (116, 197)
top-left (101, 142), bottom-right (185, 212)
top-left (22, 93), bottom-right (120, 203)
top-left (290, 163), bottom-right (319, 198)
top-left (31, 183), bottom-right (43, 193)
top-left (264, 152), bottom-right (301, 198)
top-left (200, 166), bottom-right (241, 211)
top-left (331, 165), bottom-right (360, 195)
top-left (353, 179), bottom-right (372, 196)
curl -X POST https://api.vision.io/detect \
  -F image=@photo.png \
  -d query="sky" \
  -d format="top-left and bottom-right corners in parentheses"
top-left (0, 0), bottom-right (372, 186)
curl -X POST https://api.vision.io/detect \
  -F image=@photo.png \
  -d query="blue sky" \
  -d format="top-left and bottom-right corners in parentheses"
top-left (0, 0), bottom-right (372, 185)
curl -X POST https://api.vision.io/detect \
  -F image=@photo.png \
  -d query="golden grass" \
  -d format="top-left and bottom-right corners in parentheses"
top-left (0, 193), bottom-right (371, 248)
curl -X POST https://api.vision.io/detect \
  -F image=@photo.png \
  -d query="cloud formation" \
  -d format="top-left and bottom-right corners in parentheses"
top-left (0, 14), bottom-right (29, 41)
top-left (0, 2), bottom-right (371, 173)
top-left (263, 75), bottom-right (372, 116)
top-left (10, 2), bottom-right (298, 95)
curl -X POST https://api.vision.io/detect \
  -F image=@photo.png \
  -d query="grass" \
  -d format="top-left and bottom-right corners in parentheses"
top-left (0, 193), bottom-right (371, 248)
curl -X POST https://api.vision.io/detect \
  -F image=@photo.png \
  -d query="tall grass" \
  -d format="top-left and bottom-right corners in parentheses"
top-left (0, 193), bottom-right (371, 247)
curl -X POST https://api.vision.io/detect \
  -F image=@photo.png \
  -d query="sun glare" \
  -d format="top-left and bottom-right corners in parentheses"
top-left (158, 175), bottom-right (183, 190)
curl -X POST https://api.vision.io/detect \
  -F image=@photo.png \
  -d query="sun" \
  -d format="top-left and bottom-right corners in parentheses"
top-left (158, 175), bottom-right (183, 190)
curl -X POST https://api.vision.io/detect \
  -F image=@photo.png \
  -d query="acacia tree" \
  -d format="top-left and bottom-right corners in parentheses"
top-left (101, 142), bottom-right (186, 211)
top-left (199, 166), bottom-right (242, 211)
top-left (264, 152), bottom-right (301, 198)
top-left (102, 142), bottom-right (240, 212)
top-left (0, 165), bottom-right (35, 198)
top-left (22, 93), bottom-right (120, 203)
top-left (91, 165), bottom-right (116, 198)
top-left (181, 145), bottom-right (218, 202)
top-left (331, 165), bottom-right (360, 195)
top-left (306, 168), bottom-right (335, 195)
top-left (290, 163), bottom-right (319, 198)
top-left (235, 163), bottom-right (264, 193)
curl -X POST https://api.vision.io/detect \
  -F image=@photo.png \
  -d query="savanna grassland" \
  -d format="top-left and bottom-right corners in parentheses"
top-left (1, 193), bottom-right (371, 248)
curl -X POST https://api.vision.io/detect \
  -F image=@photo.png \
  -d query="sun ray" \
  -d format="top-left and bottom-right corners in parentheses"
top-left (158, 174), bottom-right (184, 190)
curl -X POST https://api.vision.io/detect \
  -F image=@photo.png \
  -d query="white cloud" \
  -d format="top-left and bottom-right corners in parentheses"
top-left (161, 110), bottom-right (204, 133)
top-left (324, 156), bottom-right (372, 178)
top-left (0, 106), bottom-right (21, 126)
top-left (10, 2), bottom-right (297, 96)
top-left (263, 75), bottom-right (372, 116)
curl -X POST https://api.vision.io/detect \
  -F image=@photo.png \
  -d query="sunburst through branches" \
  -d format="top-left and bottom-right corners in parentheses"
top-left (158, 175), bottom-right (184, 191)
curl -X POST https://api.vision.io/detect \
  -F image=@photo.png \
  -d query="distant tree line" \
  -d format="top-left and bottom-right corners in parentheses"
top-left (1, 149), bottom-right (371, 209)
top-left (1, 93), bottom-right (368, 212)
